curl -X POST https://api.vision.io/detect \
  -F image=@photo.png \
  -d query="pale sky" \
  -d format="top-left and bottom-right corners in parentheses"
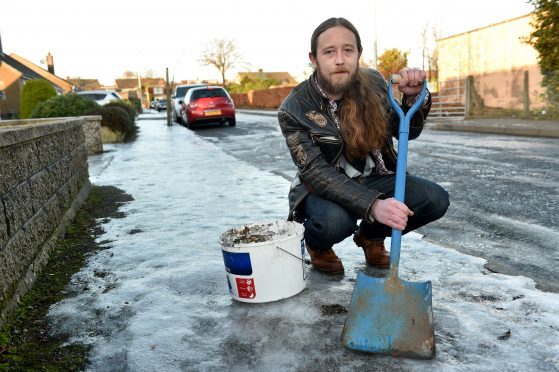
top-left (1, 0), bottom-right (534, 85)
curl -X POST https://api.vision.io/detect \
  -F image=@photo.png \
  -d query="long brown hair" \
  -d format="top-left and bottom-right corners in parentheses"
top-left (339, 69), bottom-right (388, 160)
top-left (311, 18), bottom-right (388, 160)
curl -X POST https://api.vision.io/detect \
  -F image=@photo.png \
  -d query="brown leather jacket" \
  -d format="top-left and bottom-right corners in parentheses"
top-left (277, 68), bottom-right (431, 222)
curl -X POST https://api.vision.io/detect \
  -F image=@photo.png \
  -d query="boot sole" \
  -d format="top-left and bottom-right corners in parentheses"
top-left (366, 261), bottom-right (389, 269)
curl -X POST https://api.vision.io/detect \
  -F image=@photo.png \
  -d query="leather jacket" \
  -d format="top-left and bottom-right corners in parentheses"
top-left (277, 68), bottom-right (431, 222)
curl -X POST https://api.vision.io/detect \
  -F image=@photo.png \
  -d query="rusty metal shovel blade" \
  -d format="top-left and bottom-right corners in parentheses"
top-left (341, 270), bottom-right (435, 359)
top-left (341, 77), bottom-right (435, 359)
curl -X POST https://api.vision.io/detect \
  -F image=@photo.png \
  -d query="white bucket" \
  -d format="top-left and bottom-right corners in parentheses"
top-left (220, 221), bottom-right (306, 303)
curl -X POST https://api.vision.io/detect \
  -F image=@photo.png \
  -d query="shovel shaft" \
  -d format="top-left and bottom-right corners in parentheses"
top-left (387, 76), bottom-right (428, 273)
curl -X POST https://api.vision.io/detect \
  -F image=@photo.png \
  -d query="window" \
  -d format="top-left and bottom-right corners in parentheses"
top-left (191, 89), bottom-right (227, 100)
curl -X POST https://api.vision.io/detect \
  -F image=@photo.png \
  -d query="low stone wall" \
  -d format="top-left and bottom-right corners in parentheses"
top-left (231, 86), bottom-right (294, 109)
top-left (0, 116), bottom-right (103, 155)
top-left (0, 118), bottom-right (92, 327)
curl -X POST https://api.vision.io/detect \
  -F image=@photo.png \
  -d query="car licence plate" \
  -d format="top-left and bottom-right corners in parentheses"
top-left (204, 109), bottom-right (221, 116)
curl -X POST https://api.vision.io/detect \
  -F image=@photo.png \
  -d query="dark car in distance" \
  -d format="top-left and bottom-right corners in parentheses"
top-left (180, 86), bottom-right (235, 129)
top-left (155, 99), bottom-right (167, 112)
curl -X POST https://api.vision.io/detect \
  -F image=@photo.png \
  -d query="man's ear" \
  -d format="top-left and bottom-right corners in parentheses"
top-left (308, 52), bottom-right (316, 67)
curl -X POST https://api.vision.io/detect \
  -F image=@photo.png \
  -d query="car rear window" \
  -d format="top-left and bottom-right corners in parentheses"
top-left (80, 93), bottom-right (106, 100)
top-left (175, 85), bottom-right (202, 98)
top-left (191, 89), bottom-right (227, 100)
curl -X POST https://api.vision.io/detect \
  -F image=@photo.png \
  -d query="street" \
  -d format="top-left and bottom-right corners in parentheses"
top-left (196, 111), bottom-right (559, 293)
top-left (50, 112), bottom-right (559, 371)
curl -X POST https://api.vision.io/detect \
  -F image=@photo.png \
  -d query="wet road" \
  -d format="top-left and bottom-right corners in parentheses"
top-left (189, 112), bottom-right (559, 293)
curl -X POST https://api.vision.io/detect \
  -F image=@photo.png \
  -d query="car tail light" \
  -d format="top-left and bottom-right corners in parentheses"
top-left (189, 100), bottom-right (198, 109)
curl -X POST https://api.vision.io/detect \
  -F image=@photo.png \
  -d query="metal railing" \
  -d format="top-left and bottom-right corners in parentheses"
top-left (429, 78), bottom-right (466, 121)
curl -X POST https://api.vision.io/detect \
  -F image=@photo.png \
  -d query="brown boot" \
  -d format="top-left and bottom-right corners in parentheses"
top-left (306, 245), bottom-right (344, 275)
top-left (353, 232), bottom-right (390, 268)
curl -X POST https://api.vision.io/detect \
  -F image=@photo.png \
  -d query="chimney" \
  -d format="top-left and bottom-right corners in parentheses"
top-left (46, 52), bottom-right (55, 74)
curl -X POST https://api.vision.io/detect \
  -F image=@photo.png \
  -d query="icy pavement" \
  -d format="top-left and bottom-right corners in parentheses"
top-left (48, 116), bottom-right (559, 371)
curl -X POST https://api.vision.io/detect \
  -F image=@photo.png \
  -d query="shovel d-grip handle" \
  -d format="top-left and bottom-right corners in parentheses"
top-left (387, 75), bottom-right (427, 273)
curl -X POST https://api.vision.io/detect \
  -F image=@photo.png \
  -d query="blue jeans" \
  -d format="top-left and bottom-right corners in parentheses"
top-left (302, 174), bottom-right (449, 250)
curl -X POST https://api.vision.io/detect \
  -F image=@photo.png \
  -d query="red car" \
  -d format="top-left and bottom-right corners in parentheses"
top-left (180, 86), bottom-right (236, 129)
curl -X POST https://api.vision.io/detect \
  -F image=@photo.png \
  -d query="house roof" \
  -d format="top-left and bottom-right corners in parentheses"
top-left (9, 53), bottom-right (73, 93)
top-left (67, 78), bottom-right (102, 91)
top-left (236, 71), bottom-right (297, 84)
top-left (0, 52), bottom-right (44, 81)
top-left (115, 78), bottom-right (165, 90)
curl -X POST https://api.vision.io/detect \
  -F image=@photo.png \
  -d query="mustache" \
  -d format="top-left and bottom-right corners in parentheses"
top-left (333, 68), bottom-right (350, 74)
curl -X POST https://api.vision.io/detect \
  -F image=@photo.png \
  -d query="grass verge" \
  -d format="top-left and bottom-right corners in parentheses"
top-left (0, 185), bottom-right (133, 371)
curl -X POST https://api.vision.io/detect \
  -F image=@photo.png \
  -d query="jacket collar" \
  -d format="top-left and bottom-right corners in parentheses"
top-left (308, 71), bottom-right (332, 110)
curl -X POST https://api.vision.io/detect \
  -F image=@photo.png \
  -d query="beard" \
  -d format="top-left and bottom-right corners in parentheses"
top-left (316, 63), bottom-right (358, 97)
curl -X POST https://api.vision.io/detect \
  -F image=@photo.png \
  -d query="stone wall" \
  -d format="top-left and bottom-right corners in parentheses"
top-left (0, 116), bottom-right (103, 155)
top-left (0, 118), bottom-right (92, 327)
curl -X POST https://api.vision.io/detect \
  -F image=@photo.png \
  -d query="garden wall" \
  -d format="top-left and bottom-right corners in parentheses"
top-left (0, 117), bottom-right (92, 326)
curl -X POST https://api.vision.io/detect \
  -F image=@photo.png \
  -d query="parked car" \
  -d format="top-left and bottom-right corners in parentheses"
top-left (76, 90), bottom-right (122, 106)
top-left (180, 86), bottom-right (236, 129)
top-left (172, 84), bottom-right (204, 123)
top-left (150, 100), bottom-right (158, 110)
top-left (155, 99), bottom-right (167, 112)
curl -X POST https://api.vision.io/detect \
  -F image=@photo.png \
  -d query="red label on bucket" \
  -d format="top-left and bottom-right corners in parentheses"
top-left (236, 278), bottom-right (256, 299)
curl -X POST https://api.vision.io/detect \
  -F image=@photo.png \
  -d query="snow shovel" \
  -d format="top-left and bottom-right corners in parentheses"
top-left (341, 75), bottom-right (435, 359)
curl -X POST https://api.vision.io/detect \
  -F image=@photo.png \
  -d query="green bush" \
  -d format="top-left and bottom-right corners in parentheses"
top-left (127, 97), bottom-right (143, 114)
top-left (226, 76), bottom-right (282, 94)
top-left (19, 79), bottom-right (57, 119)
top-left (105, 100), bottom-right (136, 123)
top-left (31, 93), bottom-right (101, 118)
top-left (100, 105), bottom-right (133, 135)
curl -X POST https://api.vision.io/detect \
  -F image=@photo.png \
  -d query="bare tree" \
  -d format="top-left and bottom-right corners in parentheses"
top-left (428, 25), bottom-right (441, 83)
top-left (200, 38), bottom-right (243, 84)
top-left (123, 71), bottom-right (136, 78)
top-left (421, 23), bottom-right (429, 71)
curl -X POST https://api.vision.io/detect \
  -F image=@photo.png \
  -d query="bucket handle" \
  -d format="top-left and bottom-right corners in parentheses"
top-left (275, 246), bottom-right (310, 280)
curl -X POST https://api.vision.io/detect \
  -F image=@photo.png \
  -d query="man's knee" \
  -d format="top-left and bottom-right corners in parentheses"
top-left (427, 184), bottom-right (450, 220)
top-left (304, 205), bottom-right (356, 247)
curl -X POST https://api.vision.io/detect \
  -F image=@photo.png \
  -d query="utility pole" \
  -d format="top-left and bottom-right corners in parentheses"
top-left (137, 73), bottom-right (144, 109)
top-left (372, 0), bottom-right (378, 69)
top-left (166, 67), bottom-right (172, 126)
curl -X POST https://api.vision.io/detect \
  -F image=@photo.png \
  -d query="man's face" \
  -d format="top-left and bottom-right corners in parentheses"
top-left (309, 26), bottom-right (360, 99)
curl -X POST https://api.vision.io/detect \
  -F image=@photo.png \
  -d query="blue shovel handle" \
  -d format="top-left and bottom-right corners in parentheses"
top-left (386, 75), bottom-right (427, 274)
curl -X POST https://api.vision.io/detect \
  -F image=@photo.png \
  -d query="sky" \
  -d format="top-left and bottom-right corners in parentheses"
top-left (1, 0), bottom-right (534, 85)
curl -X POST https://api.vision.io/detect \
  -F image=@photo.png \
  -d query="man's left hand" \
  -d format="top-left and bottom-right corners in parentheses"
top-left (398, 67), bottom-right (426, 98)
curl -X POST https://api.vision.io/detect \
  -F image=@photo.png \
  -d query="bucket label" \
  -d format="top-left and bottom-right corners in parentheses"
top-left (236, 278), bottom-right (256, 299)
top-left (222, 251), bottom-right (253, 276)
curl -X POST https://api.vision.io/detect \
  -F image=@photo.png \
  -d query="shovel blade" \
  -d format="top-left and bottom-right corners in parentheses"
top-left (341, 271), bottom-right (436, 359)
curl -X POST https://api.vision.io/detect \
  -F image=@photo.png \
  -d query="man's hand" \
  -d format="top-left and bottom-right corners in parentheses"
top-left (397, 67), bottom-right (426, 98)
top-left (371, 198), bottom-right (414, 231)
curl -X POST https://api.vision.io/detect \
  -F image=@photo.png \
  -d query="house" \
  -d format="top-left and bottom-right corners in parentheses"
top-left (67, 78), bottom-right (102, 91)
top-left (0, 34), bottom-right (73, 118)
top-left (437, 13), bottom-right (544, 111)
top-left (234, 69), bottom-right (297, 85)
top-left (115, 77), bottom-right (167, 102)
top-left (9, 53), bottom-right (73, 93)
